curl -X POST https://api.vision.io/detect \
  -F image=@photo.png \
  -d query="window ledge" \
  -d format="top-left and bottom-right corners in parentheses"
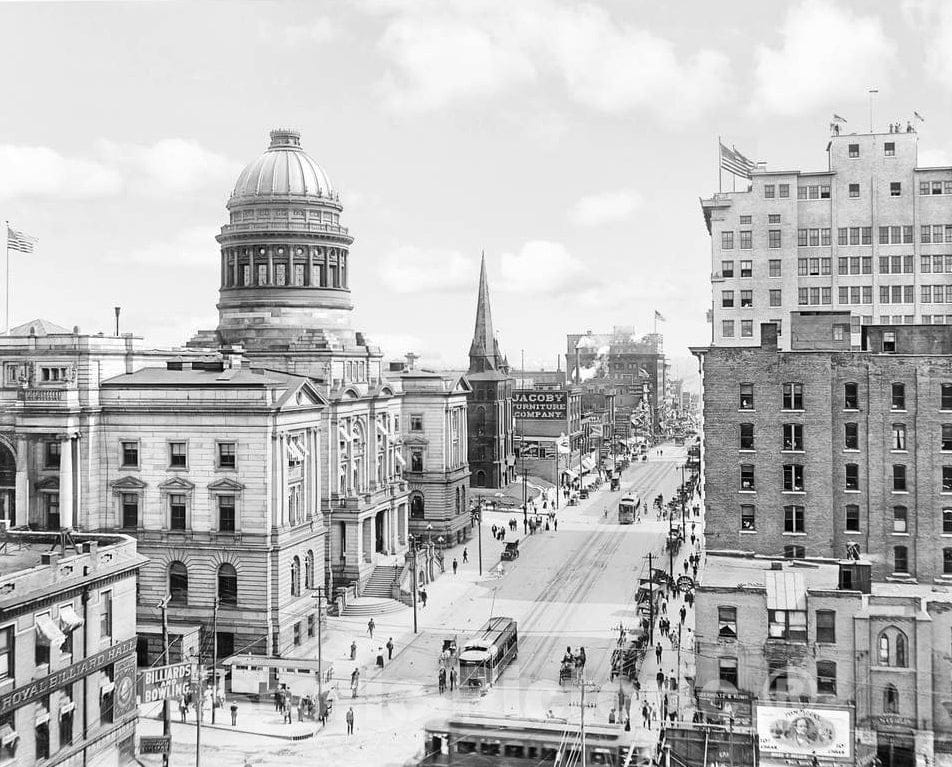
top-left (782, 490), bottom-right (806, 495)
top-left (780, 450), bottom-right (805, 454)
top-left (781, 409), bottom-right (806, 414)
top-left (738, 449), bottom-right (756, 454)
top-left (844, 489), bottom-right (862, 494)
top-left (739, 530), bottom-right (758, 535)
top-left (738, 409), bottom-right (755, 413)
top-left (891, 532), bottom-right (910, 537)
top-left (119, 465), bottom-right (141, 472)
top-left (843, 449), bottom-right (861, 453)
top-left (844, 530), bottom-right (863, 535)
top-left (738, 490), bottom-right (757, 494)
top-left (782, 532), bottom-right (807, 537)
top-left (892, 491), bottom-right (909, 495)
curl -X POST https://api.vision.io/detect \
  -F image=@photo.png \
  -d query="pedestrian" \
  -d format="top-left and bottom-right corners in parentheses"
top-left (680, 605), bottom-right (687, 625)
top-left (298, 699), bottom-right (305, 722)
top-left (230, 701), bottom-right (238, 726)
top-left (554, 517), bottom-right (558, 531)
top-left (524, 519), bottom-right (528, 535)
top-left (438, 668), bottom-right (447, 694)
top-left (624, 717), bottom-right (631, 731)
top-left (642, 703), bottom-right (650, 730)
top-left (387, 637), bottom-right (394, 660)
top-left (634, 678), bottom-right (641, 699)
top-left (670, 670), bottom-right (677, 691)
top-left (346, 706), bottom-right (355, 735)
top-left (450, 666), bottom-right (457, 691)
top-left (376, 647), bottom-right (384, 668)
top-left (655, 644), bottom-right (662, 664)
top-left (683, 559), bottom-right (689, 574)
top-left (690, 533), bottom-right (696, 546)
top-left (179, 696), bottom-right (188, 723)
top-left (661, 600), bottom-right (667, 615)
top-left (368, 618), bottom-right (375, 638)
top-left (273, 689), bottom-right (282, 712)
top-left (463, 547), bottom-right (468, 563)
top-left (350, 640), bottom-right (357, 660)
top-left (692, 563), bottom-right (698, 579)
top-left (284, 704), bottom-right (293, 724)
top-left (452, 558), bottom-right (458, 575)
top-left (656, 670), bottom-right (665, 689)
top-left (609, 707), bottom-right (616, 724)
top-left (421, 589), bottom-right (428, 607)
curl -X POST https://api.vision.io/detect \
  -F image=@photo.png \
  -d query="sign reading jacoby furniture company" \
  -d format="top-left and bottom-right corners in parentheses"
top-left (514, 390), bottom-right (567, 420)
top-left (0, 637), bottom-right (137, 716)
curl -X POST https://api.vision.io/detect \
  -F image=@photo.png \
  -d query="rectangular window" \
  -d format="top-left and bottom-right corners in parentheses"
top-left (769, 214), bottom-right (781, 224)
top-left (884, 331), bottom-right (897, 352)
top-left (839, 287), bottom-right (849, 304)
top-left (838, 228), bottom-right (848, 246)
top-left (740, 464), bottom-right (755, 491)
top-left (782, 423), bottom-right (803, 451)
top-left (769, 289), bottom-right (781, 307)
top-left (740, 319), bottom-right (753, 337)
top-left (219, 495), bottom-right (236, 532)
top-left (721, 231), bottom-right (734, 249)
top-left (722, 320), bottom-right (735, 338)
top-left (893, 465), bottom-right (907, 492)
top-left (944, 466), bottom-right (952, 493)
top-left (169, 442), bottom-right (187, 468)
top-left (894, 226), bottom-right (904, 243)
top-left (839, 257), bottom-right (849, 276)
top-left (863, 286), bottom-right (873, 303)
top-left (721, 260), bottom-right (734, 277)
top-left (817, 661), bottom-right (837, 695)
top-left (821, 228), bottom-right (831, 246)
top-left (922, 224), bottom-right (932, 244)
top-left (718, 607), bottom-right (737, 638)
top-left (862, 226), bottom-right (872, 245)
top-left (849, 183), bottom-right (860, 198)
top-left (218, 442), bottom-right (237, 469)
top-left (718, 657), bottom-right (738, 687)
top-left (892, 383), bottom-right (906, 410)
top-left (740, 260), bottom-right (752, 277)
top-left (884, 142), bottom-right (895, 157)
top-left (739, 423), bottom-right (754, 451)
top-left (821, 185), bottom-right (831, 198)
top-left (890, 182), bottom-right (902, 196)
top-left (894, 546), bottom-right (909, 573)
top-left (843, 422), bottom-right (858, 450)
top-left (880, 226), bottom-right (890, 245)
top-left (849, 144), bottom-right (859, 158)
top-left (740, 215), bottom-right (752, 225)
top-left (921, 181), bottom-right (931, 195)
top-left (768, 259), bottom-right (781, 277)
top-left (947, 511), bottom-right (952, 535)
top-left (45, 440), bottom-right (60, 469)
top-left (170, 494), bottom-right (187, 530)
top-left (783, 466), bottom-right (804, 493)
top-left (100, 591), bottom-right (112, 641)
top-left (740, 231), bottom-right (752, 249)
top-left (798, 186), bottom-right (808, 199)
top-left (923, 256), bottom-right (932, 274)
top-left (121, 494), bottom-right (138, 529)
top-left (0, 627), bottom-right (11, 682)
top-left (722, 290), bottom-right (734, 308)
top-left (741, 505), bottom-right (755, 531)
top-left (764, 184), bottom-right (775, 199)
top-left (293, 622), bottom-right (301, 646)
top-left (849, 256), bottom-right (860, 274)
top-left (816, 611), bottom-right (836, 643)
top-left (821, 287), bottom-right (831, 305)
top-left (809, 229), bottom-right (820, 246)
top-left (740, 290), bottom-right (752, 308)
top-left (782, 383), bottom-right (803, 410)
top-left (768, 609), bottom-right (807, 642)
top-left (893, 505), bottom-right (908, 532)
top-left (798, 229), bottom-right (808, 247)
top-left (810, 287), bottom-right (820, 305)
top-left (845, 463), bottom-right (859, 491)
top-left (779, 184), bottom-right (789, 198)
top-left (904, 255), bottom-right (914, 273)
top-left (944, 384), bottom-right (952, 411)
top-left (798, 258), bottom-right (809, 277)
top-left (768, 230), bottom-right (781, 248)
top-left (845, 505), bottom-right (860, 532)
top-left (120, 441), bottom-right (138, 468)
top-left (410, 415), bottom-right (424, 431)
top-left (739, 384), bottom-right (753, 410)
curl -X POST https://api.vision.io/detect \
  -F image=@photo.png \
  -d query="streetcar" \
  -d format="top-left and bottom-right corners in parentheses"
top-left (458, 617), bottom-right (518, 690)
top-left (617, 494), bottom-right (641, 524)
top-left (415, 713), bottom-right (652, 766)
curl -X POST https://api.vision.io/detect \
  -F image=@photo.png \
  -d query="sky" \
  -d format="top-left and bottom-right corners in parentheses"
top-left (2, 0), bottom-right (951, 379)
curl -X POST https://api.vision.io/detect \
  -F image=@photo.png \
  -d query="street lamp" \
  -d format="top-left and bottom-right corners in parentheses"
top-left (522, 470), bottom-right (528, 529)
top-left (407, 534), bottom-right (418, 634)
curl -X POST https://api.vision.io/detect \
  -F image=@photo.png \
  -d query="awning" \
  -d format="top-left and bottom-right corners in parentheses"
top-left (581, 474), bottom-right (597, 488)
top-left (0, 725), bottom-right (17, 746)
top-left (581, 457), bottom-right (596, 472)
top-left (34, 710), bottom-right (49, 726)
top-left (394, 451), bottom-right (406, 467)
top-left (59, 605), bottom-right (83, 633)
top-left (100, 680), bottom-right (115, 694)
top-left (59, 701), bottom-right (76, 716)
top-left (562, 469), bottom-right (578, 479)
top-left (287, 439), bottom-right (307, 463)
top-left (35, 615), bottom-right (66, 647)
top-left (375, 420), bottom-right (388, 437)
top-left (765, 571), bottom-right (806, 611)
top-left (338, 424), bottom-right (352, 442)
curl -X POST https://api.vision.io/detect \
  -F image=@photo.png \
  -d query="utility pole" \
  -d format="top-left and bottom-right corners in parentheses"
top-left (211, 597), bottom-right (218, 724)
top-left (409, 535), bottom-right (418, 633)
top-left (159, 595), bottom-right (171, 767)
top-left (195, 662), bottom-right (204, 767)
top-left (680, 463), bottom-right (687, 535)
top-left (668, 499), bottom-right (675, 583)
top-left (312, 586), bottom-right (324, 708)
top-left (647, 553), bottom-right (655, 647)
top-left (580, 677), bottom-right (587, 767)
top-left (476, 500), bottom-right (483, 576)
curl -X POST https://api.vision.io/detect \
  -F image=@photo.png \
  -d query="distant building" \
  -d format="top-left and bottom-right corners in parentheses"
top-left (0, 530), bottom-right (145, 766)
top-left (465, 256), bottom-right (515, 489)
top-left (514, 386), bottom-right (593, 487)
top-left (695, 552), bottom-right (948, 767)
top-left (694, 313), bottom-right (952, 582)
top-left (701, 128), bottom-right (952, 350)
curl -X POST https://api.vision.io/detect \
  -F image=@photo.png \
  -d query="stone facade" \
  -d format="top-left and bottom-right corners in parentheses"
top-left (695, 317), bottom-right (952, 582)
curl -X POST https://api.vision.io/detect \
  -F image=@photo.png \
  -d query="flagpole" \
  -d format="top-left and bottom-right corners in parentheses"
top-left (3, 221), bottom-right (8, 335)
top-left (717, 136), bottom-right (722, 194)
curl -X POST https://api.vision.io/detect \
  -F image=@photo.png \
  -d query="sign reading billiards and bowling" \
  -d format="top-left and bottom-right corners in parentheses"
top-left (514, 390), bottom-right (567, 420)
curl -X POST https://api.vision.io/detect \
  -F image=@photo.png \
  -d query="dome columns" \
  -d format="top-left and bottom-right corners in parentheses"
top-left (220, 245), bottom-right (349, 290)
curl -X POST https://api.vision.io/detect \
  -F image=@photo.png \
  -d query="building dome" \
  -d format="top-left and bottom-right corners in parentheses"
top-left (230, 129), bottom-right (336, 203)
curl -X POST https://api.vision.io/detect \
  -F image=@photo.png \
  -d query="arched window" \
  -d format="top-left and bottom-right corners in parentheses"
top-left (884, 683), bottom-right (899, 714)
top-left (878, 628), bottom-right (908, 667)
top-left (894, 545), bottom-right (909, 574)
top-left (455, 488), bottom-right (460, 514)
top-left (896, 632), bottom-right (907, 667)
top-left (305, 550), bottom-right (314, 590)
top-left (878, 633), bottom-right (889, 664)
top-left (218, 564), bottom-right (237, 605)
top-left (476, 406), bottom-right (486, 429)
top-left (410, 494), bottom-right (425, 520)
top-left (169, 562), bottom-right (188, 606)
top-left (290, 556), bottom-right (301, 597)
top-left (474, 470), bottom-right (487, 488)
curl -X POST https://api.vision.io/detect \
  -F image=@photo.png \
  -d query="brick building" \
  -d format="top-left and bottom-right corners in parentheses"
top-left (701, 128), bottom-right (952, 350)
top-left (0, 530), bottom-right (145, 766)
top-left (694, 314), bottom-right (952, 582)
top-left (695, 552), bottom-right (952, 767)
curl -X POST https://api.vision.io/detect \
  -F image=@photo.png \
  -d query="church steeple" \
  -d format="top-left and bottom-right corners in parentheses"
top-left (468, 252), bottom-right (508, 373)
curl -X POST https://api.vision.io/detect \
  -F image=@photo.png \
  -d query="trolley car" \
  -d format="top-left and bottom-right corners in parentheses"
top-left (416, 714), bottom-right (652, 766)
top-left (457, 617), bottom-right (518, 690)
top-left (617, 494), bottom-right (641, 525)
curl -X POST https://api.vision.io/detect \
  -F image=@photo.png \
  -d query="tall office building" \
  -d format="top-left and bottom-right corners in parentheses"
top-left (701, 128), bottom-right (952, 349)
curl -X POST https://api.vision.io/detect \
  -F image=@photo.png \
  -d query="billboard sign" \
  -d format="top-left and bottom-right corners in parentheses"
top-left (513, 390), bottom-right (567, 420)
top-left (756, 704), bottom-right (852, 760)
top-left (138, 662), bottom-right (192, 703)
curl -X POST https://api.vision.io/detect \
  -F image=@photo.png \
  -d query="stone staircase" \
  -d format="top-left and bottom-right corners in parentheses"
top-left (361, 565), bottom-right (403, 599)
top-left (341, 597), bottom-right (407, 616)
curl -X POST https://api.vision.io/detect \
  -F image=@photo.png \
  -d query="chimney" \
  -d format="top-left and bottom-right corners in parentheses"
top-left (760, 323), bottom-right (779, 351)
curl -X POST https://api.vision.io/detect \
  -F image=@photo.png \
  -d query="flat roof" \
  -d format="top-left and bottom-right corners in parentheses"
top-left (103, 366), bottom-right (300, 387)
top-left (700, 553), bottom-right (840, 592)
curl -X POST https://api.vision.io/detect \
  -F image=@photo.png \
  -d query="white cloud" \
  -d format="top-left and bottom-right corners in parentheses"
top-left (0, 139), bottom-right (239, 200)
top-left (499, 240), bottom-right (594, 295)
top-left (377, 246), bottom-right (476, 294)
top-left (0, 145), bottom-right (122, 199)
top-left (371, 0), bottom-right (730, 119)
top-left (284, 18), bottom-right (339, 45)
top-left (918, 148), bottom-right (952, 167)
top-left (903, 0), bottom-right (952, 85)
top-left (569, 189), bottom-right (642, 226)
top-left (98, 138), bottom-right (241, 196)
top-left (112, 226), bottom-right (219, 268)
top-left (751, 0), bottom-right (896, 116)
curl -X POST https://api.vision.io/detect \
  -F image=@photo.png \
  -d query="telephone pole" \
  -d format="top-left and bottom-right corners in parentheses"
top-left (159, 595), bottom-right (171, 767)
top-left (647, 553), bottom-right (655, 647)
top-left (195, 662), bottom-right (204, 767)
top-left (211, 597), bottom-right (219, 724)
top-left (475, 500), bottom-right (483, 576)
top-left (409, 535), bottom-right (418, 633)
top-left (311, 587), bottom-right (325, 707)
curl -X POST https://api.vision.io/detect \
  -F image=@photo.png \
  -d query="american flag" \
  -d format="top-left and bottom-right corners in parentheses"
top-left (6, 227), bottom-right (36, 255)
top-left (719, 141), bottom-right (757, 179)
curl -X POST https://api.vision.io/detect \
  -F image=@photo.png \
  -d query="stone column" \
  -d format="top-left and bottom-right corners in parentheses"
top-left (14, 436), bottom-right (29, 527)
top-left (279, 434), bottom-right (288, 527)
top-left (232, 250), bottom-right (239, 287)
top-left (59, 435), bottom-right (73, 529)
top-left (267, 247), bottom-right (274, 285)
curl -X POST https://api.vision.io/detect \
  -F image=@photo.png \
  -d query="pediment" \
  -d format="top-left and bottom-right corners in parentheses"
top-left (158, 476), bottom-right (196, 491)
top-left (34, 476), bottom-right (59, 491)
top-left (207, 477), bottom-right (245, 492)
top-left (452, 376), bottom-right (473, 395)
top-left (337, 385), bottom-right (361, 401)
top-left (403, 435), bottom-right (429, 446)
top-left (110, 476), bottom-right (148, 491)
top-left (286, 380), bottom-right (329, 409)
top-left (376, 384), bottom-right (395, 398)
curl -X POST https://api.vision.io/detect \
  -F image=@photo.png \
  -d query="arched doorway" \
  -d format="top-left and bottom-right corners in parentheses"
top-left (0, 444), bottom-right (15, 523)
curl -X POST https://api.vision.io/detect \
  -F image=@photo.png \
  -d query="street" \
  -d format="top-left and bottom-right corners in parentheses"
top-left (145, 445), bottom-right (688, 767)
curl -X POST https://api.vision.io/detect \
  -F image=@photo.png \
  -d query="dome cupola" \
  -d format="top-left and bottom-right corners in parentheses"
top-left (229, 128), bottom-right (337, 204)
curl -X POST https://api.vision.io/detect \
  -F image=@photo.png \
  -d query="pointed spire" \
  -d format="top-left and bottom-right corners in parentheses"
top-left (468, 251), bottom-right (505, 373)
